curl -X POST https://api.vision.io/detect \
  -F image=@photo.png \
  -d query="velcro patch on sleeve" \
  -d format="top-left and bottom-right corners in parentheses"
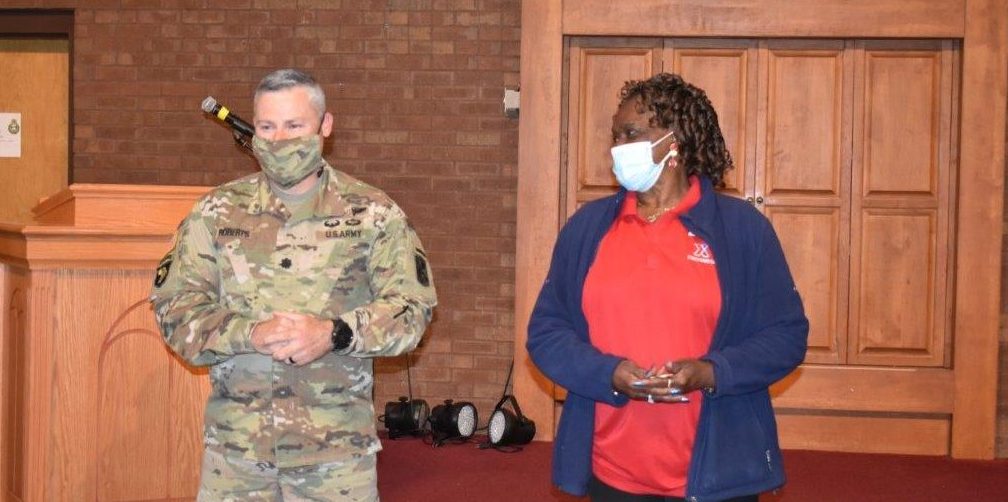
top-left (414, 250), bottom-right (430, 287)
top-left (154, 254), bottom-right (172, 288)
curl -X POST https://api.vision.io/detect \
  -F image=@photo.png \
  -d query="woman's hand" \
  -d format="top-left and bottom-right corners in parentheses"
top-left (611, 359), bottom-right (690, 404)
top-left (661, 359), bottom-right (715, 394)
top-left (611, 359), bottom-right (647, 395)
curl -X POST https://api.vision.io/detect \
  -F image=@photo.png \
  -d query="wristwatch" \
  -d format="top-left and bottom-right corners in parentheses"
top-left (330, 318), bottom-right (354, 353)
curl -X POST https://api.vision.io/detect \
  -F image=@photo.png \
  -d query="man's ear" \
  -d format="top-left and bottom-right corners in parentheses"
top-left (320, 111), bottom-right (334, 138)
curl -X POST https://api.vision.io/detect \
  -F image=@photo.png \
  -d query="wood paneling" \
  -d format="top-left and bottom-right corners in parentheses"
top-left (759, 40), bottom-right (852, 365)
top-left (96, 299), bottom-right (174, 500)
top-left (0, 185), bottom-right (212, 501)
top-left (777, 413), bottom-right (950, 455)
top-left (563, 0), bottom-right (966, 38)
top-left (849, 40), bottom-right (954, 368)
top-left (771, 365), bottom-right (953, 414)
top-left (25, 270), bottom-right (210, 501)
top-left (0, 227), bottom-right (197, 270)
top-left (760, 41), bottom-right (849, 201)
top-left (514, 0), bottom-right (564, 440)
top-left (860, 43), bottom-right (945, 196)
top-left (92, 295), bottom-right (208, 500)
top-left (953, 0), bottom-right (1007, 458)
top-left (23, 263), bottom-right (54, 502)
top-left (169, 349), bottom-right (211, 498)
top-left (767, 208), bottom-right (845, 363)
top-left (0, 265), bottom-right (27, 502)
top-left (665, 39), bottom-right (757, 198)
top-left (854, 210), bottom-right (942, 365)
top-left (566, 38), bottom-right (662, 213)
top-left (0, 184), bottom-right (208, 270)
top-left (32, 184), bottom-right (211, 228)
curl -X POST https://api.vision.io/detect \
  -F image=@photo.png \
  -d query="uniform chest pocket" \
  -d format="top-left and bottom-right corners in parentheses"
top-left (215, 232), bottom-right (270, 311)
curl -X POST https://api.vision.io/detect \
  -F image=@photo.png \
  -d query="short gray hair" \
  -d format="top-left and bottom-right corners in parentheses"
top-left (254, 68), bottom-right (326, 116)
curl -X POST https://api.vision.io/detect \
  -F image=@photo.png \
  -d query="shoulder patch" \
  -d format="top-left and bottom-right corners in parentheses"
top-left (414, 249), bottom-right (430, 287)
top-left (154, 254), bottom-right (172, 288)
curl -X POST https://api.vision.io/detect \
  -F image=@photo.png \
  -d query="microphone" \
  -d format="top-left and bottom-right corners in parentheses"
top-left (201, 96), bottom-right (254, 138)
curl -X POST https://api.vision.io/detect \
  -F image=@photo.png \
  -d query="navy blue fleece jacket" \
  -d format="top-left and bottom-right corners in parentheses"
top-left (527, 177), bottom-right (809, 501)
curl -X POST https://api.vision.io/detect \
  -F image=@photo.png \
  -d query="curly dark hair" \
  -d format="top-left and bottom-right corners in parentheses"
top-left (619, 73), bottom-right (733, 185)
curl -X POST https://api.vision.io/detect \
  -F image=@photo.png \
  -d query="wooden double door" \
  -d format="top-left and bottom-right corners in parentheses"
top-left (561, 36), bottom-right (958, 454)
top-left (515, 0), bottom-right (1007, 459)
top-left (567, 37), bottom-right (957, 370)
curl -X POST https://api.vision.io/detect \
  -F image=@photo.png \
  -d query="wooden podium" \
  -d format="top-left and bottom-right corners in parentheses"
top-left (0, 184), bottom-right (211, 502)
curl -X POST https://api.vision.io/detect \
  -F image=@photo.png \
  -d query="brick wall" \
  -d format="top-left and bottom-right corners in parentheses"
top-left (9, 0), bottom-right (520, 429)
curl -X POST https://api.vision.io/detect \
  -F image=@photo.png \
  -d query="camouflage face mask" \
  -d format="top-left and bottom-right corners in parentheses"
top-left (251, 134), bottom-right (323, 189)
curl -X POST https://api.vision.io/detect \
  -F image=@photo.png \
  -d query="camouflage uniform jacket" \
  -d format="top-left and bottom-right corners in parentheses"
top-left (150, 163), bottom-right (437, 468)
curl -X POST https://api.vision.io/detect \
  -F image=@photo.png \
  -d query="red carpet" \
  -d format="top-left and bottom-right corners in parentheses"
top-left (376, 435), bottom-right (579, 501)
top-left (765, 450), bottom-right (1008, 502)
top-left (376, 437), bottom-right (1008, 501)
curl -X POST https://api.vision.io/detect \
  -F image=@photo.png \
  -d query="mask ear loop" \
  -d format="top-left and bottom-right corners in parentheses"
top-left (650, 130), bottom-right (676, 148)
top-left (653, 130), bottom-right (678, 169)
top-left (658, 148), bottom-right (678, 170)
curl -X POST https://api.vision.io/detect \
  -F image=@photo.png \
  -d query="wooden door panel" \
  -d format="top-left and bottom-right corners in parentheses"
top-left (771, 365), bottom-right (953, 414)
top-left (664, 39), bottom-right (758, 198)
top-left (566, 37), bottom-right (662, 215)
top-left (767, 208), bottom-right (844, 363)
top-left (562, 0), bottom-right (967, 39)
top-left (758, 40), bottom-right (852, 365)
top-left (861, 45), bottom-right (944, 196)
top-left (776, 413), bottom-right (950, 455)
top-left (853, 210), bottom-right (943, 365)
top-left (849, 40), bottom-right (954, 368)
top-left (761, 40), bottom-right (848, 203)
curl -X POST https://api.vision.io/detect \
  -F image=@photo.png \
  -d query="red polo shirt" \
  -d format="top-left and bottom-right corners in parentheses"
top-left (582, 178), bottom-right (721, 497)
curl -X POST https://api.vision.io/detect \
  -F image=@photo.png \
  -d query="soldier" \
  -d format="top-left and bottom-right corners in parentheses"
top-left (151, 68), bottom-right (437, 501)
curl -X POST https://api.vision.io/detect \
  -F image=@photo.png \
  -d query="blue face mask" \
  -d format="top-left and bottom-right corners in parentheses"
top-left (610, 131), bottom-right (677, 192)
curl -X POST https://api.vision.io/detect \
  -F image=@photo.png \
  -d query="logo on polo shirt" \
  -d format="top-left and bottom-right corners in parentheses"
top-left (688, 242), bottom-right (715, 265)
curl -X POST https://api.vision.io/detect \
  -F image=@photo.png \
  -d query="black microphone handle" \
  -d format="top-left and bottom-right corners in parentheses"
top-left (231, 129), bottom-right (252, 152)
top-left (224, 114), bottom-right (255, 138)
top-left (206, 99), bottom-right (255, 138)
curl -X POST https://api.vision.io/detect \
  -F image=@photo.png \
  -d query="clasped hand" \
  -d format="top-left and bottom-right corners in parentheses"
top-left (250, 312), bottom-right (333, 366)
top-left (612, 359), bottom-right (714, 404)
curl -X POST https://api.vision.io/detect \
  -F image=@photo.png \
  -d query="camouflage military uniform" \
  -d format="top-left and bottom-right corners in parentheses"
top-left (150, 163), bottom-right (436, 477)
top-left (198, 449), bottom-right (378, 501)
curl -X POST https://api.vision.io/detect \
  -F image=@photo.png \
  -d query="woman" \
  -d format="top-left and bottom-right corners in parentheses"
top-left (526, 73), bottom-right (808, 501)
